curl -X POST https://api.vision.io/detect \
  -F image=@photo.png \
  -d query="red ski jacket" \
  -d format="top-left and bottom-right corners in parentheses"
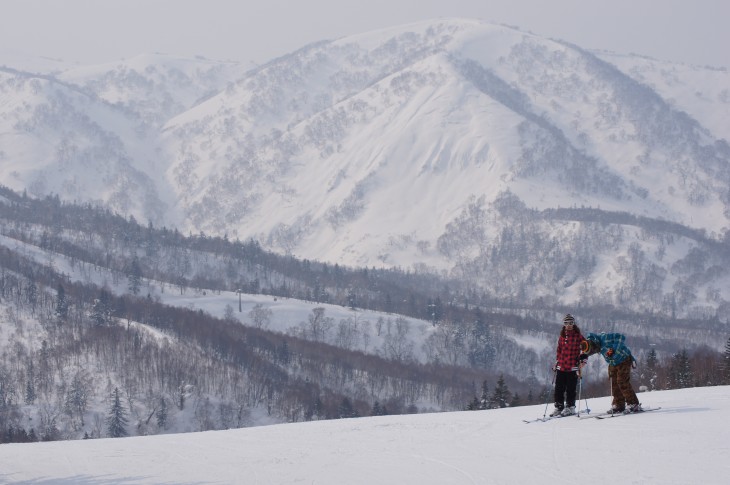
top-left (555, 327), bottom-right (584, 371)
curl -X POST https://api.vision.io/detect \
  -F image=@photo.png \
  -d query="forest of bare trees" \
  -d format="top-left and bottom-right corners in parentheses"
top-left (1, 185), bottom-right (729, 444)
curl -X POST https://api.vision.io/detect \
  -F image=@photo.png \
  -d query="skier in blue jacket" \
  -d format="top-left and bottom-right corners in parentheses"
top-left (581, 332), bottom-right (641, 414)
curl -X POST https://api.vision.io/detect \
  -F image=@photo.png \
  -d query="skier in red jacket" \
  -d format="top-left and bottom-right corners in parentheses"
top-left (550, 314), bottom-right (586, 416)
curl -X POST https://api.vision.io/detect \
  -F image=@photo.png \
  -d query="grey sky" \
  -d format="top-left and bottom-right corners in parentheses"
top-left (2, 0), bottom-right (728, 69)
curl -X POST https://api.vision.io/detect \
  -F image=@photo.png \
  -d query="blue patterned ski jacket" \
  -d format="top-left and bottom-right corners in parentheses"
top-left (585, 332), bottom-right (635, 367)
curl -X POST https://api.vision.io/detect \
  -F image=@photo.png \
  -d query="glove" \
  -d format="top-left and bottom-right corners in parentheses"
top-left (606, 348), bottom-right (614, 357)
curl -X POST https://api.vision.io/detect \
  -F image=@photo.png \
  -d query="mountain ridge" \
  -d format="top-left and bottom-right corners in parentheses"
top-left (1, 18), bottom-right (730, 317)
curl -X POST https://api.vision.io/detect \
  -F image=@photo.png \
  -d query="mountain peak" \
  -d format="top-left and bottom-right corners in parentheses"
top-left (2, 19), bottom-right (729, 317)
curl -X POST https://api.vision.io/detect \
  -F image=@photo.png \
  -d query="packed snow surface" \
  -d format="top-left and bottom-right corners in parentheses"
top-left (1, 386), bottom-right (728, 484)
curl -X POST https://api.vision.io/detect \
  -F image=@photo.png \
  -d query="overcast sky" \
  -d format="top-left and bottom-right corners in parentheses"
top-left (2, 0), bottom-right (729, 69)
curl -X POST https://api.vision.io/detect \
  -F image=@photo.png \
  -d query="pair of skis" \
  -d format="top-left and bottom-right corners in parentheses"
top-left (524, 406), bottom-right (660, 423)
top-left (523, 412), bottom-right (585, 424)
top-left (581, 406), bottom-right (661, 420)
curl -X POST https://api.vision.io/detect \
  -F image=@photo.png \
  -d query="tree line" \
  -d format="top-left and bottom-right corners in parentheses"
top-left (2, 184), bottom-right (729, 444)
top-left (0, 243), bottom-right (516, 443)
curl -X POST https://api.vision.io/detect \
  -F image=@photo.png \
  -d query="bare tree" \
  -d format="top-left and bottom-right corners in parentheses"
top-left (307, 307), bottom-right (334, 342)
top-left (424, 319), bottom-right (466, 366)
top-left (335, 317), bottom-right (359, 350)
top-left (381, 317), bottom-right (414, 363)
top-left (248, 303), bottom-right (273, 329)
top-left (223, 304), bottom-right (236, 322)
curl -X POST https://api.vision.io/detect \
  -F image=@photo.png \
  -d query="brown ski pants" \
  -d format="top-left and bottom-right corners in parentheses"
top-left (608, 359), bottom-right (639, 409)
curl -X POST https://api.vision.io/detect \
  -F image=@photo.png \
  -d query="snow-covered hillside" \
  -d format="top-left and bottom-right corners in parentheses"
top-left (597, 51), bottom-right (730, 143)
top-left (159, 19), bottom-right (730, 260)
top-left (1, 386), bottom-right (727, 484)
top-left (2, 18), bottom-right (730, 317)
top-left (57, 53), bottom-right (251, 128)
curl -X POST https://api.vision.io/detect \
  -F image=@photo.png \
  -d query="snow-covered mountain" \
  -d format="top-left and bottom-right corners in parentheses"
top-left (0, 54), bottom-right (248, 225)
top-left (2, 18), bottom-right (730, 318)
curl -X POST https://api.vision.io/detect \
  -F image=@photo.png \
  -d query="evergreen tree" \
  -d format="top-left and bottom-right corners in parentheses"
top-left (523, 369), bottom-right (541, 404)
top-left (177, 384), bottom-right (187, 410)
top-left (478, 380), bottom-right (490, 410)
top-left (90, 289), bottom-right (112, 326)
top-left (127, 257), bottom-right (143, 295)
top-left (156, 397), bottom-right (168, 429)
top-left (310, 397), bottom-right (324, 421)
top-left (337, 398), bottom-right (358, 419)
top-left (644, 348), bottom-right (659, 391)
top-left (54, 283), bottom-right (69, 323)
top-left (723, 337), bottom-right (730, 385)
top-left (24, 360), bottom-right (36, 405)
top-left (491, 374), bottom-right (512, 408)
top-left (24, 378), bottom-right (36, 406)
top-left (668, 349), bottom-right (693, 389)
top-left (371, 401), bottom-right (381, 416)
top-left (27, 281), bottom-right (38, 314)
top-left (41, 417), bottom-right (60, 442)
top-left (277, 340), bottom-right (291, 365)
top-left (538, 384), bottom-right (551, 404)
top-left (65, 371), bottom-right (90, 426)
top-left (14, 427), bottom-right (29, 443)
top-left (371, 401), bottom-right (388, 416)
top-left (468, 314), bottom-right (496, 369)
top-left (37, 340), bottom-right (52, 396)
top-left (106, 388), bottom-right (129, 438)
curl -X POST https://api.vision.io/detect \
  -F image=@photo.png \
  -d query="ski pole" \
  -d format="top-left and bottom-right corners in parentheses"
top-left (542, 366), bottom-right (556, 419)
top-left (609, 371), bottom-right (614, 412)
top-left (577, 367), bottom-right (583, 415)
top-left (577, 366), bottom-right (590, 415)
top-left (582, 365), bottom-right (590, 414)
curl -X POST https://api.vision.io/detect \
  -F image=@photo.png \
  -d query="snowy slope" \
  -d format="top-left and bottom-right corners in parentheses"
top-left (159, 18), bottom-right (730, 259)
top-left (1, 386), bottom-right (728, 484)
top-left (597, 51), bottom-right (730, 143)
top-left (57, 53), bottom-right (251, 127)
top-left (0, 230), bottom-right (556, 374)
top-left (2, 18), bottom-right (730, 317)
top-left (0, 67), bottom-right (172, 224)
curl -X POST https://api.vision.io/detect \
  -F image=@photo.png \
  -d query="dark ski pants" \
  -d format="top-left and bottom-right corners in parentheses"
top-left (608, 359), bottom-right (639, 409)
top-left (553, 370), bottom-right (579, 409)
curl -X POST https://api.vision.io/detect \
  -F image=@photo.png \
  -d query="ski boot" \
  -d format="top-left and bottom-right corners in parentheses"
top-left (607, 405), bottom-right (625, 415)
top-left (549, 405), bottom-right (564, 417)
top-left (625, 403), bottom-right (642, 414)
top-left (561, 406), bottom-right (576, 416)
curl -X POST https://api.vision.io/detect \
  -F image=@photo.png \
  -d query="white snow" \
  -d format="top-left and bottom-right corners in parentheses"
top-left (0, 232), bottom-right (462, 365)
top-left (1, 386), bottom-right (727, 484)
top-left (3, 19), bottom-right (730, 317)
